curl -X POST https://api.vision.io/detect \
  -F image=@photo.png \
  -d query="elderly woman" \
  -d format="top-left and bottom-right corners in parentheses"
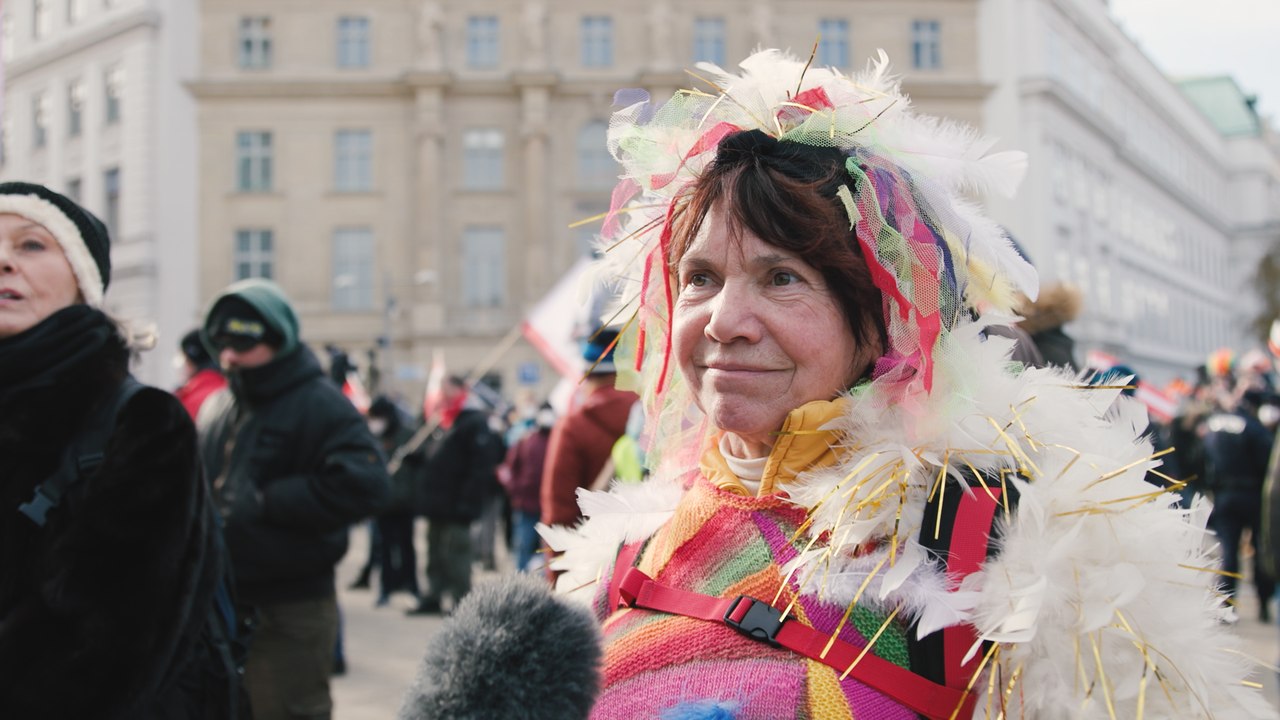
top-left (0, 182), bottom-right (227, 717)
top-left (543, 51), bottom-right (1269, 718)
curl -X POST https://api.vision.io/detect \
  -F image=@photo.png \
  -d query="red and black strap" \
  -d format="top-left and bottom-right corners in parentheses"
top-left (612, 563), bottom-right (976, 719)
top-left (606, 468), bottom-right (1016, 720)
top-left (908, 469), bottom-right (1019, 694)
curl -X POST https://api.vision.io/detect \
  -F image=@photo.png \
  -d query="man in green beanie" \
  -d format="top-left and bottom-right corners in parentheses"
top-left (197, 278), bottom-right (389, 720)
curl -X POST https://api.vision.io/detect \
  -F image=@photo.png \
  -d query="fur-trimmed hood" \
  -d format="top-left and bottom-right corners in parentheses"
top-left (1016, 282), bottom-right (1083, 335)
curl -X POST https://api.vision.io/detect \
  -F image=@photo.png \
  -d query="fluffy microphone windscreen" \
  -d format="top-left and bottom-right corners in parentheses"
top-left (397, 574), bottom-right (602, 720)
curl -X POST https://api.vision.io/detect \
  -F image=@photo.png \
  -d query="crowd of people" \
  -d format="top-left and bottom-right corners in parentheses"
top-left (1159, 351), bottom-right (1280, 621)
top-left (5, 46), bottom-right (1280, 720)
top-left (0, 176), bottom-right (633, 719)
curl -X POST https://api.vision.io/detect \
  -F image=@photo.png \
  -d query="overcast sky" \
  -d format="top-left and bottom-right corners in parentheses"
top-left (1108, 0), bottom-right (1280, 122)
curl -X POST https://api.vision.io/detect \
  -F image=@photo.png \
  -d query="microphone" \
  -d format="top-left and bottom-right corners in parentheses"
top-left (398, 574), bottom-right (602, 720)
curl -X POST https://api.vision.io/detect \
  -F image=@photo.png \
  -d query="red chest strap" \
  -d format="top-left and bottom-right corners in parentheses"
top-left (608, 549), bottom-right (976, 719)
top-left (606, 478), bottom-right (1009, 720)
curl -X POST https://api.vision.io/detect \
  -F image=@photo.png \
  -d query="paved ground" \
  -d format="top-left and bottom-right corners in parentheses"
top-left (331, 521), bottom-right (475, 720)
top-left (330, 524), bottom-right (1280, 719)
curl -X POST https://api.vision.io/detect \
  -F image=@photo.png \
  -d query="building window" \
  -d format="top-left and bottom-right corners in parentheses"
top-left (33, 0), bottom-right (50, 39)
top-left (577, 121), bottom-right (614, 190)
top-left (581, 16), bottom-right (613, 68)
top-left (234, 229), bottom-right (274, 281)
top-left (32, 92), bottom-right (48, 149)
top-left (693, 17), bottom-right (725, 66)
top-left (462, 226), bottom-right (505, 308)
top-left (236, 131), bottom-right (273, 192)
top-left (462, 128), bottom-right (504, 190)
top-left (103, 167), bottom-right (120, 237)
top-left (912, 20), bottom-right (941, 70)
top-left (67, 79), bottom-right (84, 137)
top-left (332, 227), bottom-right (375, 311)
top-left (67, 0), bottom-right (86, 25)
top-left (466, 15), bottom-right (499, 68)
top-left (104, 64), bottom-right (123, 124)
top-left (817, 19), bottom-right (849, 68)
top-left (334, 129), bottom-right (372, 192)
top-left (336, 16), bottom-right (369, 68)
top-left (65, 176), bottom-right (81, 203)
top-left (238, 16), bottom-right (272, 69)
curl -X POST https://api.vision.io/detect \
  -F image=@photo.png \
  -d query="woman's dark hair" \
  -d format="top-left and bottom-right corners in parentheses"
top-left (667, 129), bottom-right (886, 363)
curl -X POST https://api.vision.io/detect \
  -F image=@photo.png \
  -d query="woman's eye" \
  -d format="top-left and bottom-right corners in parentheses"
top-left (19, 238), bottom-right (47, 252)
top-left (771, 271), bottom-right (797, 286)
top-left (686, 272), bottom-right (709, 288)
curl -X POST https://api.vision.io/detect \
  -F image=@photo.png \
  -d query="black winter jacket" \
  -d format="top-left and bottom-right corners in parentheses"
top-left (0, 334), bottom-right (220, 719)
top-left (1202, 409), bottom-right (1274, 493)
top-left (418, 408), bottom-right (503, 522)
top-left (380, 422), bottom-right (425, 515)
top-left (199, 345), bottom-right (389, 605)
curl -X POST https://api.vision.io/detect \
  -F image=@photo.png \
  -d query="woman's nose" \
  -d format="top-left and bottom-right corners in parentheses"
top-left (704, 282), bottom-right (761, 344)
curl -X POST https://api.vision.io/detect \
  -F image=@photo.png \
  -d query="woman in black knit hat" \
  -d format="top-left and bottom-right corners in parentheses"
top-left (0, 181), bottom-right (232, 718)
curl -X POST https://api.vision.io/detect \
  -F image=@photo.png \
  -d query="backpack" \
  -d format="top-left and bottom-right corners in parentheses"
top-left (17, 375), bottom-right (253, 720)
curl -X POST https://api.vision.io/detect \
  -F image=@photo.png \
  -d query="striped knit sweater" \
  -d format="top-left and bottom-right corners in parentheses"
top-left (588, 403), bottom-right (922, 720)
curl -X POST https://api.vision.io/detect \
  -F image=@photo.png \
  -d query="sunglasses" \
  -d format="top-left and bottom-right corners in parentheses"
top-left (213, 334), bottom-right (262, 353)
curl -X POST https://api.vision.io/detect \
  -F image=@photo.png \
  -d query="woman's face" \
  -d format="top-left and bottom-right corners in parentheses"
top-left (673, 205), bottom-right (865, 456)
top-left (0, 213), bottom-right (80, 340)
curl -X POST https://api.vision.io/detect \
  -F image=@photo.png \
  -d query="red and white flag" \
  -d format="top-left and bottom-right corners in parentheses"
top-left (342, 371), bottom-right (371, 414)
top-left (1084, 349), bottom-right (1120, 370)
top-left (422, 348), bottom-right (447, 422)
top-left (1135, 381), bottom-right (1177, 424)
top-left (521, 257), bottom-right (594, 378)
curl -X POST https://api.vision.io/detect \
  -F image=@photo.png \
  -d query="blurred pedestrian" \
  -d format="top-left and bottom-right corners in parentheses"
top-left (1170, 368), bottom-right (1215, 497)
top-left (174, 327), bottom-right (226, 420)
top-left (1016, 282), bottom-right (1083, 370)
top-left (347, 519), bottom-right (381, 590)
top-left (1203, 385), bottom-right (1276, 620)
top-left (500, 404), bottom-right (555, 572)
top-left (471, 411), bottom-right (509, 572)
top-left (407, 376), bottom-right (504, 615)
top-left (367, 395), bottom-right (423, 605)
top-left (540, 327), bottom-right (639, 528)
top-left (198, 278), bottom-right (389, 720)
top-left (1096, 364), bottom-right (1184, 499)
top-left (607, 402), bottom-right (648, 486)
top-left (0, 181), bottom-right (228, 717)
top-left (1261, 393), bottom-right (1280, 625)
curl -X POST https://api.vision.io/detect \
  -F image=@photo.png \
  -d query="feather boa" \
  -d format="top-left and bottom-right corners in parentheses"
top-left (543, 318), bottom-right (1272, 718)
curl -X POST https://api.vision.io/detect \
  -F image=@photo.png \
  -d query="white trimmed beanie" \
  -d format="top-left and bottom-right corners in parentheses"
top-left (0, 181), bottom-right (111, 307)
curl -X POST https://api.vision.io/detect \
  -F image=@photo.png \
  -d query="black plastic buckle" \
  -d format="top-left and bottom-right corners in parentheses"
top-left (18, 486), bottom-right (57, 527)
top-left (724, 595), bottom-right (785, 646)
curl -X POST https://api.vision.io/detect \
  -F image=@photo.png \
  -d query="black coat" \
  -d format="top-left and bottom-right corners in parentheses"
top-left (1202, 409), bottom-right (1274, 493)
top-left (1030, 327), bottom-right (1078, 371)
top-left (381, 423), bottom-right (426, 515)
top-left (418, 408), bottom-right (503, 523)
top-left (0, 335), bottom-right (218, 719)
top-left (198, 345), bottom-right (389, 605)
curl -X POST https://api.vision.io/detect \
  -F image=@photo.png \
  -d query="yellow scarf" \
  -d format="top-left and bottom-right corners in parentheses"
top-left (700, 398), bottom-right (848, 497)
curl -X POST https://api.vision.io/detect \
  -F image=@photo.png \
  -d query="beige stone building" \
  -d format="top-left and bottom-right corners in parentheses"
top-left (191, 0), bottom-right (989, 401)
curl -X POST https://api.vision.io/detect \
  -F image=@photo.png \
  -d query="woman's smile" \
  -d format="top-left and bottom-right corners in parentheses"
top-left (673, 204), bottom-right (865, 456)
